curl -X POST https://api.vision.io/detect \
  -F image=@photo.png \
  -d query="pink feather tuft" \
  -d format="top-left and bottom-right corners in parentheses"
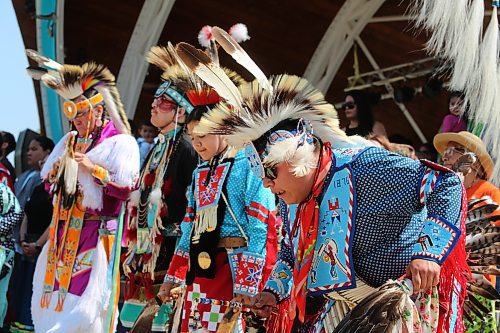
top-left (198, 25), bottom-right (213, 48)
top-left (229, 23), bottom-right (250, 43)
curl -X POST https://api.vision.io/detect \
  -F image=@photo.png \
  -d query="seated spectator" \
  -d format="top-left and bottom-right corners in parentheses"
top-left (0, 132), bottom-right (16, 185)
top-left (433, 130), bottom-right (499, 332)
top-left (439, 91), bottom-right (468, 133)
top-left (137, 120), bottom-right (157, 168)
top-left (434, 131), bottom-right (498, 217)
top-left (341, 90), bottom-right (386, 137)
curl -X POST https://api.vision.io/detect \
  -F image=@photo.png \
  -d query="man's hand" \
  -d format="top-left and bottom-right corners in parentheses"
top-left (74, 152), bottom-right (94, 173)
top-left (405, 258), bottom-right (440, 292)
top-left (157, 282), bottom-right (174, 303)
top-left (231, 293), bottom-right (252, 307)
top-left (251, 292), bottom-right (277, 318)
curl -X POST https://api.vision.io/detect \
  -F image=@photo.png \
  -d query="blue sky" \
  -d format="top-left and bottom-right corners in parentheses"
top-left (0, 1), bottom-right (41, 159)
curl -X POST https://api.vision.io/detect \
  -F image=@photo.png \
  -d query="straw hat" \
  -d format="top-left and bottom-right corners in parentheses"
top-left (433, 131), bottom-right (494, 179)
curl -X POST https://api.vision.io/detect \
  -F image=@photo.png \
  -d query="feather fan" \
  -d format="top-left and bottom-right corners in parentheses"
top-left (332, 279), bottom-right (414, 333)
top-left (463, 198), bottom-right (500, 322)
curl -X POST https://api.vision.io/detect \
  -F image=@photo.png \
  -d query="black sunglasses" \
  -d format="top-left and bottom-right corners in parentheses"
top-left (341, 102), bottom-right (356, 110)
top-left (264, 165), bottom-right (277, 180)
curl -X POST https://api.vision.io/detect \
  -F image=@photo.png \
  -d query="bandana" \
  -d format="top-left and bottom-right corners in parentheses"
top-left (289, 143), bottom-right (332, 322)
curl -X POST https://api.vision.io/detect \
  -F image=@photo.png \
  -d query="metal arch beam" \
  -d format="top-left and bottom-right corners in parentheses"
top-left (304, 0), bottom-right (386, 93)
top-left (355, 36), bottom-right (427, 143)
top-left (117, 0), bottom-right (177, 119)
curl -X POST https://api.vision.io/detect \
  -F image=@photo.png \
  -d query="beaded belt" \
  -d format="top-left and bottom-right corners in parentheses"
top-left (218, 237), bottom-right (246, 249)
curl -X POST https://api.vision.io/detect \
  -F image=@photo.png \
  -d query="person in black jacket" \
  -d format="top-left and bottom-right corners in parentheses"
top-left (120, 45), bottom-right (198, 331)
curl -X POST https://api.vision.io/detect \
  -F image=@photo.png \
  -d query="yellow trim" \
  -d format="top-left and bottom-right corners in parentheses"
top-left (92, 164), bottom-right (110, 186)
top-left (75, 93), bottom-right (104, 110)
top-left (62, 93), bottom-right (104, 119)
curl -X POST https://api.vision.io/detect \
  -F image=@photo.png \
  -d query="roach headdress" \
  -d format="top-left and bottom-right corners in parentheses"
top-left (26, 49), bottom-right (130, 134)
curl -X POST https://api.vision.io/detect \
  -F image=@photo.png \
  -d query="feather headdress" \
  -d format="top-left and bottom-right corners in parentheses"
top-left (147, 43), bottom-right (244, 111)
top-left (25, 49), bottom-right (130, 134)
top-left (181, 27), bottom-right (366, 177)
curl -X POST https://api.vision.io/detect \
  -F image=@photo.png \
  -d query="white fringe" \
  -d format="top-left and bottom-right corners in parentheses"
top-left (78, 134), bottom-right (139, 210)
top-left (449, 0), bottom-right (484, 91)
top-left (192, 207), bottom-right (218, 243)
top-left (425, 0), bottom-right (463, 57)
top-left (42, 133), bottom-right (139, 210)
top-left (32, 240), bottom-right (112, 333)
top-left (471, 8), bottom-right (498, 125)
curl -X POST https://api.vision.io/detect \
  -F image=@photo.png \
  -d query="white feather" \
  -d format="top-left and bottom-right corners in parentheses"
top-left (63, 157), bottom-right (78, 195)
top-left (212, 27), bottom-right (273, 92)
top-left (194, 64), bottom-right (243, 108)
top-left (198, 25), bottom-right (213, 48)
top-left (229, 23), bottom-right (250, 43)
top-left (129, 190), bottom-right (140, 207)
top-left (149, 188), bottom-right (162, 206)
top-left (264, 136), bottom-right (304, 166)
top-left (25, 49), bottom-right (64, 70)
top-left (424, 0), bottom-right (449, 30)
top-left (54, 82), bottom-right (85, 101)
top-left (408, 0), bottom-right (436, 28)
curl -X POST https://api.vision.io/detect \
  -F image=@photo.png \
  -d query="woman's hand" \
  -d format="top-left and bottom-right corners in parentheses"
top-left (22, 242), bottom-right (37, 256)
top-left (74, 152), bottom-right (95, 173)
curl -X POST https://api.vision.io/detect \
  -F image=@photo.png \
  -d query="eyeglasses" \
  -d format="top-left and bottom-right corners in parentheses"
top-left (341, 102), bottom-right (356, 110)
top-left (71, 108), bottom-right (91, 121)
top-left (442, 147), bottom-right (467, 157)
top-left (263, 165), bottom-right (277, 180)
top-left (153, 95), bottom-right (178, 111)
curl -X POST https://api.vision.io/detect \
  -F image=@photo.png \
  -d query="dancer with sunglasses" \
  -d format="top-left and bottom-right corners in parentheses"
top-left (120, 45), bottom-right (199, 331)
top-left (185, 28), bottom-right (468, 332)
top-left (25, 50), bottom-right (140, 333)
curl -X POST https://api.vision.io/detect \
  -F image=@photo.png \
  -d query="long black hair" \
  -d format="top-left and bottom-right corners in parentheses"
top-left (345, 90), bottom-right (379, 134)
top-left (32, 135), bottom-right (55, 152)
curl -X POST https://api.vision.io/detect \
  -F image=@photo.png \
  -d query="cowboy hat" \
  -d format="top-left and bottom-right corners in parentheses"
top-left (433, 131), bottom-right (494, 179)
